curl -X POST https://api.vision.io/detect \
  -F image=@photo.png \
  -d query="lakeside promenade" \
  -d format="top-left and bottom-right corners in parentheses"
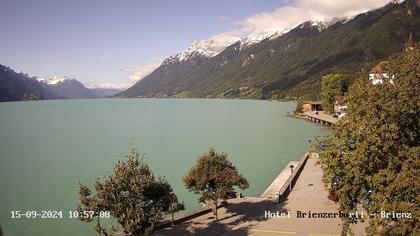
top-left (260, 160), bottom-right (299, 199)
top-left (155, 156), bottom-right (367, 236)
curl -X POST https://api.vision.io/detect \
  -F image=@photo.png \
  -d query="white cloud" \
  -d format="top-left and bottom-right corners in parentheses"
top-left (295, 0), bottom-right (392, 17)
top-left (235, 6), bottom-right (308, 34)
top-left (124, 59), bottom-right (163, 83)
top-left (232, 0), bottom-right (391, 35)
top-left (86, 60), bottom-right (163, 90)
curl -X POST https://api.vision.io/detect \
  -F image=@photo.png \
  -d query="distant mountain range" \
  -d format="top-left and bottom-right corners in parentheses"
top-left (89, 88), bottom-right (123, 98)
top-left (2, 0), bottom-right (419, 102)
top-left (117, 0), bottom-right (420, 99)
top-left (0, 65), bottom-right (62, 102)
top-left (0, 65), bottom-right (121, 102)
top-left (39, 76), bottom-right (96, 99)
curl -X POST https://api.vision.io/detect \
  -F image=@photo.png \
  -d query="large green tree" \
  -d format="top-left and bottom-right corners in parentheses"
top-left (78, 147), bottom-right (183, 236)
top-left (318, 48), bottom-right (419, 235)
top-left (183, 147), bottom-right (249, 221)
top-left (321, 74), bottom-right (349, 113)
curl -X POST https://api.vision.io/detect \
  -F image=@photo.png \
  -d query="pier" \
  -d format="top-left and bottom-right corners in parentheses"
top-left (304, 111), bottom-right (338, 126)
top-left (260, 161), bottom-right (299, 198)
top-left (260, 153), bottom-right (309, 200)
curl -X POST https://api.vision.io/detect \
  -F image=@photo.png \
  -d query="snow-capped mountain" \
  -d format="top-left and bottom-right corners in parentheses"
top-left (163, 30), bottom-right (291, 65)
top-left (163, 35), bottom-right (241, 64)
top-left (37, 75), bottom-right (73, 85)
top-left (1, 64), bottom-right (62, 102)
top-left (241, 29), bottom-right (289, 47)
top-left (1, 66), bottom-right (121, 100)
top-left (162, 22), bottom-right (328, 65)
top-left (36, 75), bottom-right (96, 99)
top-left (305, 16), bottom-right (352, 32)
top-left (118, 0), bottom-right (418, 99)
top-left (163, 15), bottom-right (360, 66)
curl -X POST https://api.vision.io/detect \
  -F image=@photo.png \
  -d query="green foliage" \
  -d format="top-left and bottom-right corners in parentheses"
top-left (321, 74), bottom-right (349, 113)
top-left (78, 147), bottom-right (182, 236)
top-left (295, 99), bottom-right (304, 113)
top-left (183, 147), bottom-right (249, 221)
top-left (318, 48), bottom-right (420, 235)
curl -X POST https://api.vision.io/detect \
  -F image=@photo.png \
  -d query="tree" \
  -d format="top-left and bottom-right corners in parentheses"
top-left (318, 48), bottom-right (420, 235)
top-left (183, 147), bottom-right (249, 221)
top-left (294, 99), bottom-right (304, 114)
top-left (78, 147), bottom-right (183, 236)
top-left (167, 193), bottom-right (185, 226)
top-left (321, 74), bottom-right (349, 113)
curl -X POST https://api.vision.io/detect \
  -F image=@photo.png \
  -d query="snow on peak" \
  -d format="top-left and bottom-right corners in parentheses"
top-left (241, 29), bottom-right (288, 47)
top-left (38, 76), bottom-right (73, 85)
top-left (306, 16), bottom-right (354, 31)
top-left (162, 13), bottom-right (359, 65)
top-left (164, 34), bottom-right (240, 64)
top-left (17, 70), bottom-right (39, 79)
top-left (163, 31), bottom-right (289, 64)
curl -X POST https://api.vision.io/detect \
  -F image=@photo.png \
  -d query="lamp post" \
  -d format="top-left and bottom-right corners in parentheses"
top-left (289, 165), bottom-right (295, 192)
top-left (308, 140), bottom-right (312, 152)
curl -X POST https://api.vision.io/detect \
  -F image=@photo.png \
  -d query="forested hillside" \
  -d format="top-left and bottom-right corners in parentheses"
top-left (118, 0), bottom-right (420, 99)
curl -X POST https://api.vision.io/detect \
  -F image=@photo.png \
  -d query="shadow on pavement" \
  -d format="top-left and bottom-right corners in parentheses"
top-left (155, 198), bottom-right (288, 236)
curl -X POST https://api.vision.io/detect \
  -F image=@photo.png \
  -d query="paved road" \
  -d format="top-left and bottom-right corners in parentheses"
top-left (248, 157), bottom-right (367, 236)
top-left (155, 157), bottom-right (366, 236)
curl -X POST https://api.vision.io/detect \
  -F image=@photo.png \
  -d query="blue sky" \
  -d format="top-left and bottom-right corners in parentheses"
top-left (0, 0), bottom-right (389, 88)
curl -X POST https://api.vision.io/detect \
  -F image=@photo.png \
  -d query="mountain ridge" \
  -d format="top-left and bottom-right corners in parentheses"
top-left (117, 0), bottom-right (420, 99)
top-left (43, 78), bottom-right (96, 99)
top-left (0, 65), bottom-right (121, 102)
top-left (0, 64), bottom-right (63, 102)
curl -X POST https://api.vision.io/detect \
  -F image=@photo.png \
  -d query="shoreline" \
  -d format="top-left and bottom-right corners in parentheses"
top-left (1, 100), bottom-right (327, 236)
top-left (0, 96), bottom-right (299, 104)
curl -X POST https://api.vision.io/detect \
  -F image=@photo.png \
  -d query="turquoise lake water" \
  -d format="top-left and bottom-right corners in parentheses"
top-left (0, 98), bottom-right (329, 236)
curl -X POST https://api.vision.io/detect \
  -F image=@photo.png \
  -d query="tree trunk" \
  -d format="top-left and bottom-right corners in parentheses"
top-left (171, 213), bottom-right (174, 227)
top-left (214, 199), bottom-right (218, 221)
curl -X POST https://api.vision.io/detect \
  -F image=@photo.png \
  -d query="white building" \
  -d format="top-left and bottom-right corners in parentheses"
top-left (369, 33), bottom-right (416, 85)
top-left (369, 61), bottom-right (390, 85)
top-left (334, 96), bottom-right (348, 117)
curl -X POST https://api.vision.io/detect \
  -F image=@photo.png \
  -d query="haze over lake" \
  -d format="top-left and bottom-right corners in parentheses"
top-left (0, 99), bottom-right (329, 236)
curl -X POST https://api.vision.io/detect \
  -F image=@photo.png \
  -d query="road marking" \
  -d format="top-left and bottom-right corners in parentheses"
top-left (250, 229), bottom-right (296, 234)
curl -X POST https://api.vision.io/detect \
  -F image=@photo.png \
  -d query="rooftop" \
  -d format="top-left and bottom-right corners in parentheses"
top-left (406, 32), bottom-right (416, 49)
top-left (369, 61), bottom-right (389, 74)
top-left (303, 101), bottom-right (322, 105)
